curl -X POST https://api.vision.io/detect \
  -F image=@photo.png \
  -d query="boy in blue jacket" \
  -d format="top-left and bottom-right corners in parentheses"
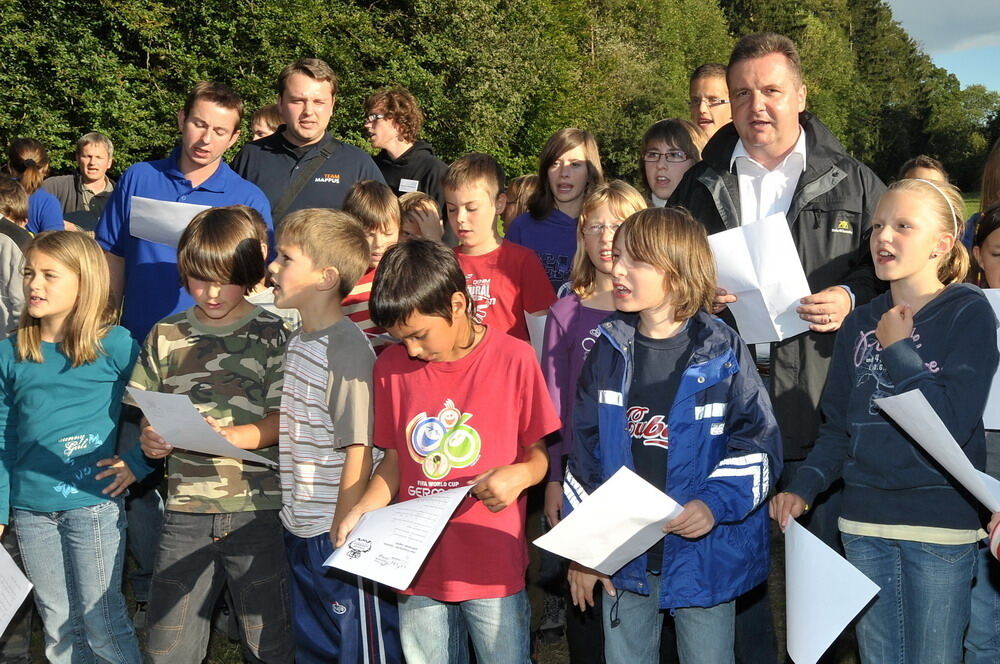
top-left (564, 207), bottom-right (782, 664)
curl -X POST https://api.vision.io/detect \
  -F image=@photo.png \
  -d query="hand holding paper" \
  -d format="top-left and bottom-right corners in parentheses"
top-left (534, 467), bottom-right (683, 575)
top-left (707, 213), bottom-right (812, 344)
top-left (127, 388), bottom-right (276, 468)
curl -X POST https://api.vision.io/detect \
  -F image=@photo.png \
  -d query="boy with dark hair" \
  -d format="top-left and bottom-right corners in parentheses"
top-left (444, 153), bottom-right (556, 341)
top-left (689, 63), bottom-right (731, 140)
top-left (336, 239), bottom-right (560, 664)
top-left (268, 208), bottom-right (402, 663)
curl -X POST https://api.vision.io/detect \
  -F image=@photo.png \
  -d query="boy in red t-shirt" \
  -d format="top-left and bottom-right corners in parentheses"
top-left (336, 239), bottom-right (560, 664)
top-left (342, 179), bottom-right (401, 353)
top-left (443, 153), bottom-right (556, 341)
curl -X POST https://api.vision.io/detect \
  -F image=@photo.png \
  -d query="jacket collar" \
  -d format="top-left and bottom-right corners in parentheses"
top-left (599, 309), bottom-right (734, 362)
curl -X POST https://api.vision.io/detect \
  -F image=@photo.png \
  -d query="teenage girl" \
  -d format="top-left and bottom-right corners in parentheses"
top-left (639, 119), bottom-right (704, 207)
top-left (540, 180), bottom-right (647, 661)
top-left (965, 203), bottom-right (1000, 663)
top-left (0, 231), bottom-right (141, 663)
top-left (3, 138), bottom-right (64, 233)
top-left (772, 178), bottom-right (998, 663)
top-left (506, 128), bottom-right (604, 293)
top-left (963, 137), bottom-right (1000, 248)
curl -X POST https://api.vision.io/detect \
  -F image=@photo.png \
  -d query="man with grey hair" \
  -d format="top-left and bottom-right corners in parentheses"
top-left (42, 131), bottom-right (116, 231)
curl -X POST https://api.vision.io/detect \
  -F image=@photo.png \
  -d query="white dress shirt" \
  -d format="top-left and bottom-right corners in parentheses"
top-left (730, 128), bottom-right (807, 225)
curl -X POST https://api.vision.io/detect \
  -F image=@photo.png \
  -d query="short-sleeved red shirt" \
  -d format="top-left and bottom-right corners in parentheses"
top-left (373, 326), bottom-right (561, 600)
top-left (454, 241), bottom-right (557, 341)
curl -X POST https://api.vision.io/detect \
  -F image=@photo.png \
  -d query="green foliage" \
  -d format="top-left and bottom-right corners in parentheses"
top-left (0, 0), bottom-right (993, 192)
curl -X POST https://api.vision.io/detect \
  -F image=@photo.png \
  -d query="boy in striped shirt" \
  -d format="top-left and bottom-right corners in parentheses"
top-left (268, 208), bottom-right (402, 663)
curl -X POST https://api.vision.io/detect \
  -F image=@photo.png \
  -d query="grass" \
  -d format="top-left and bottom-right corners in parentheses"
top-left (965, 192), bottom-right (982, 219)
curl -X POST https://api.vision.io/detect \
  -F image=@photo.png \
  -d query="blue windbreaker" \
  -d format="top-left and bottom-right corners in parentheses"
top-left (564, 310), bottom-right (782, 609)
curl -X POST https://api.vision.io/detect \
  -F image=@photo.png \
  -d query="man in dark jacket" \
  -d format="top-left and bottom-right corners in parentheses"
top-left (670, 31), bottom-right (886, 664)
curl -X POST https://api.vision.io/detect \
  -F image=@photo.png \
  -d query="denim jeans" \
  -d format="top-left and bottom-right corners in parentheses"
top-left (843, 533), bottom-right (976, 664)
top-left (602, 571), bottom-right (735, 664)
top-left (15, 499), bottom-right (141, 664)
top-left (965, 540), bottom-right (1000, 663)
top-left (397, 589), bottom-right (530, 664)
top-left (116, 413), bottom-right (164, 604)
top-left (144, 510), bottom-right (293, 664)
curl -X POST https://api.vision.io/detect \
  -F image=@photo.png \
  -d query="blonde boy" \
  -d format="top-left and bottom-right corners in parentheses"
top-left (444, 153), bottom-right (556, 341)
top-left (268, 208), bottom-right (402, 663)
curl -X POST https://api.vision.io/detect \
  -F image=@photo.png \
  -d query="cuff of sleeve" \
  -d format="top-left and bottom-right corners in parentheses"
top-left (696, 487), bottom-right (732, 525)
top-left (120, 446), bottom-right (155, 482)
top-left (784, 467), bottom-right (826, 508)
top-left (881, 337), bottom-right (926, 387)
top-left (836, 285), bottom-right (856, 310)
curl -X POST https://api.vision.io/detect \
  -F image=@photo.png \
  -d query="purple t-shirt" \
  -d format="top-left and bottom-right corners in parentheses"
top-left (541, 293), bottom-right (612, 480)
top-left (505, 209), bottom-right (577, 293)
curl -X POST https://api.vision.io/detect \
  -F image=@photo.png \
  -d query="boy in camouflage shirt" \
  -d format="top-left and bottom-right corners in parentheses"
top-left (123, 207), bottom-right (294, 663)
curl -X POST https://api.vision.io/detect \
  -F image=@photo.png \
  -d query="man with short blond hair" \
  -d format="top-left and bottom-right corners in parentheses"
top-left (42, 131), bottom-right (116, 231)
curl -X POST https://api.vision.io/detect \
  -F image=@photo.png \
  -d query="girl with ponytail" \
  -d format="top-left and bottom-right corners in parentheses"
top-left (771, 178), bottom-right (997, 663)
top-left (4, 138), bottom-right (63, 232)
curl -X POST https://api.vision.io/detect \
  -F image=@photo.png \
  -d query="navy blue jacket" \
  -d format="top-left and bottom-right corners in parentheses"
top-left (786, 283), bottom-right (998, 530)
top-left (565, 310), bottom-right (782, 609)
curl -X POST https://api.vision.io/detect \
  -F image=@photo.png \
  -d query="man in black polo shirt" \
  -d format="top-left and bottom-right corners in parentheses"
top-left (232, 58), bottom-right (384, 223)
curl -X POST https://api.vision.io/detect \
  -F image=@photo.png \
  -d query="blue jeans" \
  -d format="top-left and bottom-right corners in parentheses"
top-left (116, 414), bottom-right (164, 604)
top-left (843, 534), bottom-right (976, 664)
top-left (965, 540), bottom-right (1000, 663)
top-left (397, 589), bottom-right (530, 664)
top-left (602, 571), bottom-right (735, 664)
top-left (15, 499), bottom-right (140, 664)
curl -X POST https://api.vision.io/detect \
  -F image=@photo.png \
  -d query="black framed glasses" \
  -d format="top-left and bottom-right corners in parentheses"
top-left (642, 150), bottom-right (689, 163)
top-left (688, 97), bottom-right (730, 109)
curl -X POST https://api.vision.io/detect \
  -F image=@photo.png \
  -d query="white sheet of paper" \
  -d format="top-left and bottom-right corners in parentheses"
top-left (874, 389), bottom-right (1000, 512)
top-left (325, 485), bottom-right (471, 590)
top-left (533, 467), bottom-right (683, 575)
top-left (0, 544), bottom-right (31, 638)
top-left (129, 196), bottom-right (211, 248)
top-left (982, 290), bottom-right (1000, 429)
top-left (526, 312), bottom-right (547, 363)
top-left (708, 213), bottom-right (813, 344)
top-left (127, 388), bottom-right (276, 468)
top-left (785, 520), bottom-right (878, 664)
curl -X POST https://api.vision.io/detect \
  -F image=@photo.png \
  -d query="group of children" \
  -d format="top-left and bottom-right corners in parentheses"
top-left (2, 56), bottom-right (1000, 664)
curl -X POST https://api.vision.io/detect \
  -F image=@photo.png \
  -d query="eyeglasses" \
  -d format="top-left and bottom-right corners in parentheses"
top-left (582, 222), bottom-right (622, 236)
top-left (364, 113), bottom-right (386, 124)
top-left (642, 150), bottom-right (689, 163)
top-left (688, 97), bottom-right (730, 109)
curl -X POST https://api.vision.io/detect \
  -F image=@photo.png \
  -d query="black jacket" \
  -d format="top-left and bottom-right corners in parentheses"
top-left (670, 112), bottom-right (887, 460)
top-left (374, 140), bottom-right (448, 212)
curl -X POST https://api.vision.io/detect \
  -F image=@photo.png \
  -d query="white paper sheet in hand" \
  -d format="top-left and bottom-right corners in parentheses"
top-left (525, 312), bottom-right (547, 363)
top-left (129, 196), bottom-right (211, 248)
top-left (707, 213), bottom-right (812, 344)
top-left (0, 544), bottom-right (31, 638)
top-left (325, 485), bottom-right (471, 590)
top-left (785, 520), bottom-right (878, 664)
top-left (127, 388), bottom-right (276, 468)
top-left (533, 467), bottom-right (683, 575)
top-left (981, 289), bottom-right (1000, 429)
top-left (874, 389), bottom-right (1000, 512)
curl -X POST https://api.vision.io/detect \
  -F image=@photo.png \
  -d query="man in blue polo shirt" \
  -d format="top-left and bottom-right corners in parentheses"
top-left (231, 58), bottom-right (383, 223)
top-left (94, 81), bottom-right (271, 627)
top-left (97, 81), bottom-right (272, 343)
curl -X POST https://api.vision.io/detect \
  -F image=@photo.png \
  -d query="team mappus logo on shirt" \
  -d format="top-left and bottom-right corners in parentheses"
top-left (314, 173), bottom-right (341, 183)
top-left (627, 406), bottom-right (669, 449)
top-left (406, 400), bottom-right (483, 480)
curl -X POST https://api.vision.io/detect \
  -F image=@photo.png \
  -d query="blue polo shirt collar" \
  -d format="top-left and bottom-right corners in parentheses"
top-left (163, 146), bottom-right (231, 193)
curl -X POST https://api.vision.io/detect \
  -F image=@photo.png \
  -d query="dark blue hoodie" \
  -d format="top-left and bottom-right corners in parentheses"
top-left (786, 283), bottom-right (998, 531)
